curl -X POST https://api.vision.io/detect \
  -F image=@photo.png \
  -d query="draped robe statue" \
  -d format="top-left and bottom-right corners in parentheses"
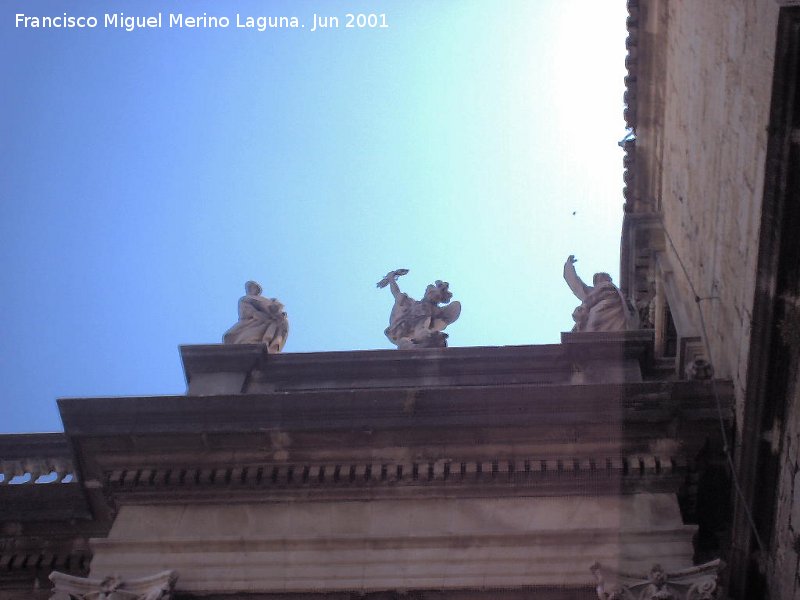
top-left (223, 281), bottom-right (289, 353)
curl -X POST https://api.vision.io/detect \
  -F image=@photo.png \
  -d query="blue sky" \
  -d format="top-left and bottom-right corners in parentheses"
top-left (1, 0), bottom-right (628, 433)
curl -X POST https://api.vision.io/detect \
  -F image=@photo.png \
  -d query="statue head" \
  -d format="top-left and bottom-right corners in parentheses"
top-left (649, 564), bottom-right (668, 587)
top-left (593, 272), bottom-right (613, 286)
top-left (245, 281), bottom-right (263, 296)
top-left (423, 280), bottom-right (453, 304)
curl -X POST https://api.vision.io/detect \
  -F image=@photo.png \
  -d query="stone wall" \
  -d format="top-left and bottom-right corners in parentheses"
top-left (635, 2), bottom-right (800, 597)
top-left (657, 0), bottom-right (778, 428)
top-left (770, 379), bottom-right (800, 599)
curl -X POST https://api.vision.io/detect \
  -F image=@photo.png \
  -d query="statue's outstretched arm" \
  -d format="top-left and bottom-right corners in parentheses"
top-left (377, 269), bottom-right (409, 301)
top-left (564, 255), bottom-right (591, 301)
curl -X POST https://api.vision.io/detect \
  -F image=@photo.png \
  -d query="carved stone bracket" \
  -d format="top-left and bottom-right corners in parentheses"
top-left (49, 570), bottom-right (177, 600)
top-left (590, 560), bottom-right (724, 599)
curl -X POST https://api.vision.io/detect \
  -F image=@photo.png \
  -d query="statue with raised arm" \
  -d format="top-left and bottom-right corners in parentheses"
top-left (223, 281), bottom-right (289, 353)
top-left (564, 255), bottom-right (638, 332)
top-left (377, 269), bottom-right (461, 349)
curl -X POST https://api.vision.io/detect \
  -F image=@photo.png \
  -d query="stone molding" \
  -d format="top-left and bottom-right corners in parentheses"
top-left (100, 453), bottom-right (690, 505)
top-left (49, 570), bottom-right (177, 600)
top-left (591, 559), bottom-right (723, 599)
top-left (55, 358), bottom-right (732, 517)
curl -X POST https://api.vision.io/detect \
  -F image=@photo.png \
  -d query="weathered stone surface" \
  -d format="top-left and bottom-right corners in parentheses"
top-left (89, 495), bottom-right (694, 593)
top-left (621, 1), bottom-right (799, 597)
top-left (628, 0), bottom-right (778, 421)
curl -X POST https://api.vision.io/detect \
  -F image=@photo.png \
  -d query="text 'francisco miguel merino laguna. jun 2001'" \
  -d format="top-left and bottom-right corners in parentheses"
top-left (14, 12), bottom-right (390, 32)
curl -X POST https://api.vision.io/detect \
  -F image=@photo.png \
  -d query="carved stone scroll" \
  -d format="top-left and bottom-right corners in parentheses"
top-left (49, 570), bottom-right (177, 600)
top-left (590, 560), bottom-right (724, 600)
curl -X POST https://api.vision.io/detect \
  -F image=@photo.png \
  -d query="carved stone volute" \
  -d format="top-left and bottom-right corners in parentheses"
top-left (591, 560), bottom-right (724, 600)
top-left (49, 570), bottom-right (177, 600)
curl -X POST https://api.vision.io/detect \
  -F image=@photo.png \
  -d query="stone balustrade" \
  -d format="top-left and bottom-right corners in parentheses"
top-left (0, 433), bottom-right (76, 485)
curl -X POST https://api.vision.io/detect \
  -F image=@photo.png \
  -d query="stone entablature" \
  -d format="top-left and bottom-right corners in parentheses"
top-left (52, 342), bottom-right (730, 521)
top-left (1, 341), bottom-right (733, 598)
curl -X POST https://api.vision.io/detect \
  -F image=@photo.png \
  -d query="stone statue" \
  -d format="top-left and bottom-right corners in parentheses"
top-left (377, 269), bottom-right (461, 349)
top-left (222, 281), bottom-right (288, 353)
top-left (564, 255), bottom-right (638, 332)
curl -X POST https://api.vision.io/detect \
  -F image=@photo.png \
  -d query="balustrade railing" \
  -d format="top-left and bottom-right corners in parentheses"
top-left (0, 433), bottom-right (77, 485)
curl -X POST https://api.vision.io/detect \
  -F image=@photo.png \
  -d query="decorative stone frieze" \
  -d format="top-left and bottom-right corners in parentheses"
top-left (590, 560), bottom-right (723, 599)
top-left (49, 570), bottom-right (177, 600)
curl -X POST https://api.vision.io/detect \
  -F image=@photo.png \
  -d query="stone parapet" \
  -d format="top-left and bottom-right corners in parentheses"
top-left (180, 334), bottom-right (663, 397)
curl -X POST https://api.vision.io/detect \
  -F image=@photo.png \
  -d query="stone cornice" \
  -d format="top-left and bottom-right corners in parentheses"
top-left (58, 380), bottom-right (729, 437)
top-left (51, 342), bottom-right (733, 518)
top-left (57, 375), bottom-right (730, 514)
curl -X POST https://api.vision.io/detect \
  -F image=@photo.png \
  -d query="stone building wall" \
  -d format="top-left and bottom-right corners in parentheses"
top-left (770, 381), bottom-right (800, 600)
top-left (657, 0), bottom-right (778, 429)
top-left (636, 1), bottom-right (800, 597)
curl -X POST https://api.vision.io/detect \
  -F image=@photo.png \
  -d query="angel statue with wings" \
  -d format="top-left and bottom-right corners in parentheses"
top-left (377, 269), bottom-right (461, 349)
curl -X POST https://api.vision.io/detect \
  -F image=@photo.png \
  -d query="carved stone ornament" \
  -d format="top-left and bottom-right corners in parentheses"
top-left (223, 280), bottom-right (289, 353)
top-left (685, 358), bottom-right (714, 381)
top-left (590, 560), bottom-right (724, 600)
top-left (377, 269), bottom-right (461, 349)
top-left (49, 570), bottom-right (177, 600)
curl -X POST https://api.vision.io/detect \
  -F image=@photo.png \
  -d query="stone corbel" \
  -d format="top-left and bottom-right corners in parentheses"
top-left (49, 570), bottom-right (177, 600)
top-left (590, 560), bottom-right (724, 599)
